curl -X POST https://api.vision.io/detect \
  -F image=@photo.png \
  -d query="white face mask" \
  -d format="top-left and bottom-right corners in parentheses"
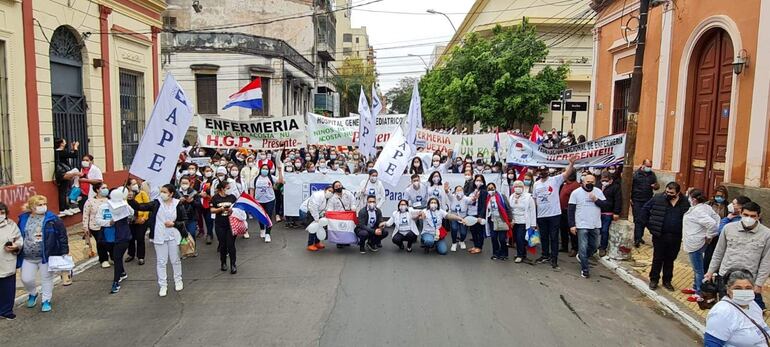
top-left (399, 206), bottom-right (408, 212)
top-left (131, 184), bottom-right (139, 192)
top-left (204, 172), bottom-right (213, 178)
top-left (742, 217), bottom-right (757, 229)
top-left (432, 177), bottom-right (441, 184)
top-left (728, 203), bottom-right (736, 214)
top-left (367, 202), bottom-right (376, 210)
top-left (370, 177), bottom-right (377, 183)
top-left (514, 187), bottom-right (523, 194)
top-left (230, 170), bottom-right (239, 177)
top-left (429, 203), bottom-right (438, 211)
top-left (160, 192), bottom-right (171, 201)
top-left (188, 169), bottom-right (197, 176)
top-left (324, 191), bottom-right (332, 199)
top-left (35, 205), bottom-right (47, 215)
top-left (0, 215), bottom-right (6, 223)
top-left (412, 182), bottom-right (420, 189)
top-left (180, 184), bottom-right (190, 190)
top-left (81, 161), bottom-right (91, 168)
top-left (732, 289), bottom-right (755, 305)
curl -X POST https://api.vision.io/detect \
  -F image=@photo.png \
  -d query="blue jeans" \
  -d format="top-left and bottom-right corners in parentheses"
top-left (537, 215), bottom-right (561, 260)
top-left (203, 211), bottom-right (214, 238)
top-left (577, 228), bottom-right (600, 272)
top-left (513, 224), bottom-right (527, 258)
top-left (450, 220), bottom-right (467, 243)
top-left (185, 219), bottom-right (198, 239)
top-left (688, 246), bottom-right (706, 293)
top-left (421, 234), bottom-right (448, 255)
top-left (600, 214), bottom-right (613, 250)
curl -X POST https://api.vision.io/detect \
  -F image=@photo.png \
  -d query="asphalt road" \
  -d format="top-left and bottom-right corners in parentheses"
top-left (1, 224), bottom-right (699, 347)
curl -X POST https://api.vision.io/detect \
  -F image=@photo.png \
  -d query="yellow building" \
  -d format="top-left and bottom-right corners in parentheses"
top-left (0, 0), bottom-right (164, 219)
top-left (334, 0), bottom-right (375, 66)
top-left (436, 0), bottom-right (594, 136)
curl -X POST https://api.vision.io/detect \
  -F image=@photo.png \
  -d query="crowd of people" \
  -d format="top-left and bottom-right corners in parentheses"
top-left (1, 132), bottom-right (769, 347)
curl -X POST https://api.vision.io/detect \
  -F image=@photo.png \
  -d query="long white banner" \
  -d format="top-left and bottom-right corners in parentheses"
top-left (506, 133), bottom-right (626, 168)
top-left (305, 113), bottom-right (405, 146)
top-left (197, 115), bottom-right (306, 149)
top-left (283, 173), bottom-right (503, 217)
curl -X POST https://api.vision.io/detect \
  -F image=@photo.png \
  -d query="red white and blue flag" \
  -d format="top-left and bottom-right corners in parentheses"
top-left (223, 78), bottom-right (263, 110)
top-left (233, 193), bottom-right (272, 228)
top-left (529, 124), bottom-right (545, 145)
top-left (324, 210), bottom-right (359, 244)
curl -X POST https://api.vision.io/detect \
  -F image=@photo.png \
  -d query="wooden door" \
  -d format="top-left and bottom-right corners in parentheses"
top-left (687, 29), bottom-right (732, 197)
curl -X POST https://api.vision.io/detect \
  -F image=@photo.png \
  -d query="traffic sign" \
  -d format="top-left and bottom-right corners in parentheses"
top-left (565, 101), bottom-right (587, 112)
top-left (562, 89), bottom-right (573, 100)
top-left (550, 100), bottom-right (562, 111)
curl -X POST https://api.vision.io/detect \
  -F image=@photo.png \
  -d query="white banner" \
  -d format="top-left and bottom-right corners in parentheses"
top-left (416, 129), bottom-right (506, 159)
top-left (283, 173), bottom-right (503, 217)
top-left (130, 74), bottom-right (194, 192)
top-left (357, 88), bottom-right (375, 159)
top-left (506, 133), bottom-right (626, 168)
top-left (197, 115), bottom-right (305, 149)
top-left (305, 113), bottom-right (405, 146)
top-left (374, 127), bottom-right (413, 187)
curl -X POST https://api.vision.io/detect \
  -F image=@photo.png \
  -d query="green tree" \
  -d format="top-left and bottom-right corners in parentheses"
top-left (384, 76), bottom-right (418, 114)
top-left (333, 58), bottom-right (376, 117)
top-left (421, 20), bottom-right (568, 129)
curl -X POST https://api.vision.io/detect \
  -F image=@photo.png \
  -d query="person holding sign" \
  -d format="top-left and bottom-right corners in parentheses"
top-left (250, 164), bottom-right (284, 244)
top-left (356, 169), bottom-right (385, 210)
top-left (533, 157), bottom-right (576, 269)
top-left (381, 200), bottom-right (421, 252)
top-left (418, 197), bottom-right (465, 255)
top-left (96, 188), bottom-right (134, 294)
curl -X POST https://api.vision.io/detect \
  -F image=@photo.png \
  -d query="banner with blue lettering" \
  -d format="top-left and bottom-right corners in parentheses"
top-left (129, 74), bottom-right (194, 193)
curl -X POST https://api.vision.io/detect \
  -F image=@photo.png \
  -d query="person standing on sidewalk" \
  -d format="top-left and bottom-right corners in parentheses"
top-left (705, 196), bottom-right (752, 273)
top-left (126, 179), bottom-right (149, 265)
top-left (82, 183), bottom-right (112, 269)
top-left (598, 172), bottom-right (622, 257)
top-left (631, 159), bottom-right (659, 248)
top-left (705, 270), bottom-right (770, 346)
top-left (640, 182), bottom-right (690, 291)
top-left (681, 189), bottom-right (720, 302)
top-left (97, 189), bottom-right (133, 294)
top-left (706, 202), bottom-right (770, 310)
top-left (533, 158), bottom-right (576, 269)
top-left (0, 203), bottom-right (22, 320)
top-left (558, 171), bottom-right (579, 257)
top-left (567, 174), bottom-right (607, 278)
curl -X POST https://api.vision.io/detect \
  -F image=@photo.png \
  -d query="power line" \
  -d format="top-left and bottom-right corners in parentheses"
top-left (353, 0), bottom-right (579, 16)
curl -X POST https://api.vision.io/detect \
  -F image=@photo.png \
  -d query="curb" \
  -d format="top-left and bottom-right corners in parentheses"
top-left (599, 257), bottom-right (706, 336)
top-left (13, 257), bottom-right (100, 307)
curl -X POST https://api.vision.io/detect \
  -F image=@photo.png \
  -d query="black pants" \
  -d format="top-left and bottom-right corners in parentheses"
top-left (392, 232), bottom-right (417, 248)
top-left (490, 229), bottom-right (508, 258)
top-left (128, 223), bottom-right (147, 259)
top-left (216, 224), bottom-right (237, 266)
top-left (357, 227), bottom-right (389, 249)
top-left (632, 201), bottom-right (646, 242)
top-left (537, 215), bottom-right (561, 260)
top-left (559, 211), bottom-right (578, 251)
top-left (470, 224), bottom-right (485, 249)
top-left (0, 274), bottom-right (15, 317)
top-left (112, 242), bottom-right (128, 283)
top-left (92, 229), bottom-right (113, 263)
top-left (649, 234), bottom-right (681, 284)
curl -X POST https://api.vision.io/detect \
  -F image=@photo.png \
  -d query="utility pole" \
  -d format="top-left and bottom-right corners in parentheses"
top-left (620, 0), bottom-right (650, 218)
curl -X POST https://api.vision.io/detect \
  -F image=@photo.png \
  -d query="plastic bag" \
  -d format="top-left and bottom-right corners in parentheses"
top-left (525, 227), bottom-right (540, 247)
top-left (47, 255), bottom-right (75, 272)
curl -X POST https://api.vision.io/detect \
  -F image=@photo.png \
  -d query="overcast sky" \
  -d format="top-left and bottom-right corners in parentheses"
top-left (350, 0), bottom-right (475, 92)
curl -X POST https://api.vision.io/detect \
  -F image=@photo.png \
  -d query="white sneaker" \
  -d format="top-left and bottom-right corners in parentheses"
top-left (265, 234), bottom-right (272, 243)
top-left (108, 259), bottom-right (114, 265)
top-left (101, 261), bottom-right (111, 268)
top-left (244, 232), bottom-right (250, 239)
top-left (71, 207), bottom-right (81, 214)
top-left (459, 241), bottom-right (467, 250)
top-left (63, 209), bottom-right (74, 216)
top-left (159, 286), bottom-right (168, 297)
top-left (514, 257), bottom-right (523, 263)
top-left (175, 281), bottom-right (183, 292)
top-left (450, 243), bottom-right (458, 252)
top-left (260, 229), bottom-right (266, 238)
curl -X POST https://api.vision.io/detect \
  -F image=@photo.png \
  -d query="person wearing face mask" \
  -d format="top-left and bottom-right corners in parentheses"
top-left (639, 182), bottom-right (690, 291)
top-left (211, 167), bottom-right (238, 198)
top-left (250, 164), bottom-right (284, 243)
top-left (317, 159), bottom-right (330, 174)
top-left (227, 165), bottom-right (246, 197)
top-left (509, 181), bottom-right (536, 263)
top-left (177, 177), bottom-right (201, 257)
top-left (705, 196), bottom-right (752, 274)
top-left (408, 157), bottom-right (424, 175)
top-left (532, 158), bottom-right (576, 269)
top-left (417, 197), bottom-right (464, 255)
top-left (567, 174), bottom-right (608, 278)
top-left (82, 183), bottom-right (113, 268)
top-left (18, 195), bottom-right (68, 312)
top-left (0, 202), bottom-right (22, 319)
top-left (78, 154), bottom-right (104, 210)
top-left (467, 175), bottom-right (489, 254)
top-left (404, 174), bottom-right (429, 232)
top-left (257, 151), bottom-right (275, 173)
top-left (705, 270), bottom-right (770, 346)
top-left (304, 187), bottom-right (332, 251)
top-left (632, 159), bottom-right (660, 247)
top-left (426, 171), bottom-right (450, 209)
top-left (680, 189), bottom-right (720, 302)
top-left (97, 188), bottom-right (134, 294)
top-left (448, 186), bottom-right (471, 252)
top-left (429, 155), bottom-right (448, 174)
top-left (126, 179), bottom-right (150, 265)
top-left (128, 184), bottom-right (188, 297)
top-left (558, 172), bottom-right (580, 257)
top-left (381, 200), bottom-right (421, 252)
top-left (355, 195), bottom-right (388, 254)
top-left (357, 169), bottom-right (386, 211)
top-left (485, 183), bottom-right (513, 261)
top-left (328, 161), bottom-right (345, 175)
top-left (523, 172), bottom-right (534, 194)
top-left (708, 185), bottom-right (730, 219)
top-left (706, 202), bottom-right (770, 309)
top-left (240, 157), bottom-right (260, 192)
top-left (210, 181), bottom-right (238, 274)
top-left (597, 172), bottom-right (622, 257)
top-left (200, 166), bottom-right (217, 245)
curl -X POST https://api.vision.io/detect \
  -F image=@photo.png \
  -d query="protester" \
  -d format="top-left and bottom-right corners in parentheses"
top-left (355, 195), bottom-right (388, 254)
top-left (0, 202), bottom-right (21, 319)
top-left (705, 270), bottom-right (770, 346)
top-left (240, 156), bottom-right (260, 192)
top-left (448, 186), bottom-right (470, 252)
top-left (568, 173), bottom-right (607, 278)
top-left (709, 186), bottom-right (730, 219)
top-left (508, 181), bottom-right (536, 263)
top-left (680, 188), bottom-right (720, 301)
top-left (356, 169), bottom-right (385, 210)
top-left (97, 188), bottom-right (133, 294)
top-left (468, 174), bottom-right (488, 255)
top-left (178, 176), bottom-right (201, 257)
top-left (408, 157), bottom-right (424, 175)
top-left (631, 159), bottom-right (659, 247)
top-left (598, 171), bottom-right (622, 257)
top-left (705, 196), bottom-right (752, 273)
top-left (305, 187), bottom-right (332, 251)
top-left (419, 197), bottom-right (464, 255)
top-left (641, 182), bottom-right (690, 291)
top-left (126, 178), bottom-right (149, 265)
top-left (485, 183), bottom-right (512, 261)
top-left (53, 138), bottom-right (81, 216)
top-left (426, 171), bottom-right (450, 210)
top-left (129, 184), bottom-right (188, 297)
top-left (18, 195), bottom-right (68, 312)
top-left (211, 181), bottom-right (238, 274)
top-left (533, 158), bottom-right (576, 268)
top-left (706, 202), bottom-right (770, 309)
top-left (78, 154), bottom-right (104, 209)
top-left (82, 182), bottom-right (112, 268)
top-left (327, 180), bottom-right (355, 248)
top-left (250, 164), bottom-right (284, 243)
top-left (558, 171), bottom-right (580, 257)
top-left (381, 200), bottom-right (420, 252)
top-left (200, 166), bottom-right (216, 244)
top-left (404, 173), bottom-right (429, 212)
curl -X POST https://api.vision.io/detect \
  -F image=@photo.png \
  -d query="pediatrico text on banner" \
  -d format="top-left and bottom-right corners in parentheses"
top-left (416, 130), bottom-right (504, 158)
top-left (197, 115), bottom-right (306, 149)
top-left (506, 133), bottom-right (626, 168)
top-left (305, 113), bottom-right (405, 146)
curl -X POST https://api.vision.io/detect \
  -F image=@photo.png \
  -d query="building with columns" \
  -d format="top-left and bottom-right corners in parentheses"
top-left (590, 0), bottom-right (770, 211)
top-left (0, 0), bottom-right (164, 219)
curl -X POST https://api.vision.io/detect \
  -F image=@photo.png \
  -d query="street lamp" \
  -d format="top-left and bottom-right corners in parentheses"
top-left (426, 9), bottom-right (457, 32)
top-left (408, 54), bottom-right (429, 71)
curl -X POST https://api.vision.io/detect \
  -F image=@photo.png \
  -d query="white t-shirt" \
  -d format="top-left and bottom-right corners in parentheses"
top-left (252, 176), bottom-right (276, 203)
top-left (532, 175), bottom-right (565, 218)
top-left (706, 299), bottom-right (770, 347)
top-left (568, 187), bottom-right (606, 229)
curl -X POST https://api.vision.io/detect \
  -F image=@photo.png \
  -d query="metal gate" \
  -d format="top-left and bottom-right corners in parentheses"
top-left (52, 95), bottom-right (88, 159)
top-left (50, 26), bottom-right (87, 160)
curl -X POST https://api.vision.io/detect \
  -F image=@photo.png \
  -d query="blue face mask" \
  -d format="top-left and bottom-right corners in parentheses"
top-left (260, 169), bottom-right (269, 176)
top-left (523, 179), bottom-right (532, 186)
top-left (715, 196), bottom-right (725, 204)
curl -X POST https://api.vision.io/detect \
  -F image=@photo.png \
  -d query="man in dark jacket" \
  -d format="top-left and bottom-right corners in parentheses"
top-left (559, 172), bottom-right (580, 256)
top-left (356, 195), bottom-right (388, 254)
top-left (599, 172), bottom-right (622, 256)
top-left (632, 159), bottom-right (659, 247)
top-left (641, 182), bottom-right (690, 291)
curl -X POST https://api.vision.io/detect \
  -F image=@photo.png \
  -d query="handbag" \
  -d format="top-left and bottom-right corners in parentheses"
top-left (725, 300), bottom-right (770, 346)
top-left (437, 226), bottom-right (448, 240)
top-left (47, 255), bottom-right (75, 272)
top-left (179, 235), bottom-right (196, 257)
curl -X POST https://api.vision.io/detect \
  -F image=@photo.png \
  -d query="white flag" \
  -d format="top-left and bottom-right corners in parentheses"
top-left (129, 74), bottom-right (194, 194)
top-left (357, 87), bottom-right (375, 159)
top-left (405, 81), bottom-right (422, 150)
top-left (373, 127), bottom-right (413, 187)
top-left (371, 84), bottom-right (383, 117)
